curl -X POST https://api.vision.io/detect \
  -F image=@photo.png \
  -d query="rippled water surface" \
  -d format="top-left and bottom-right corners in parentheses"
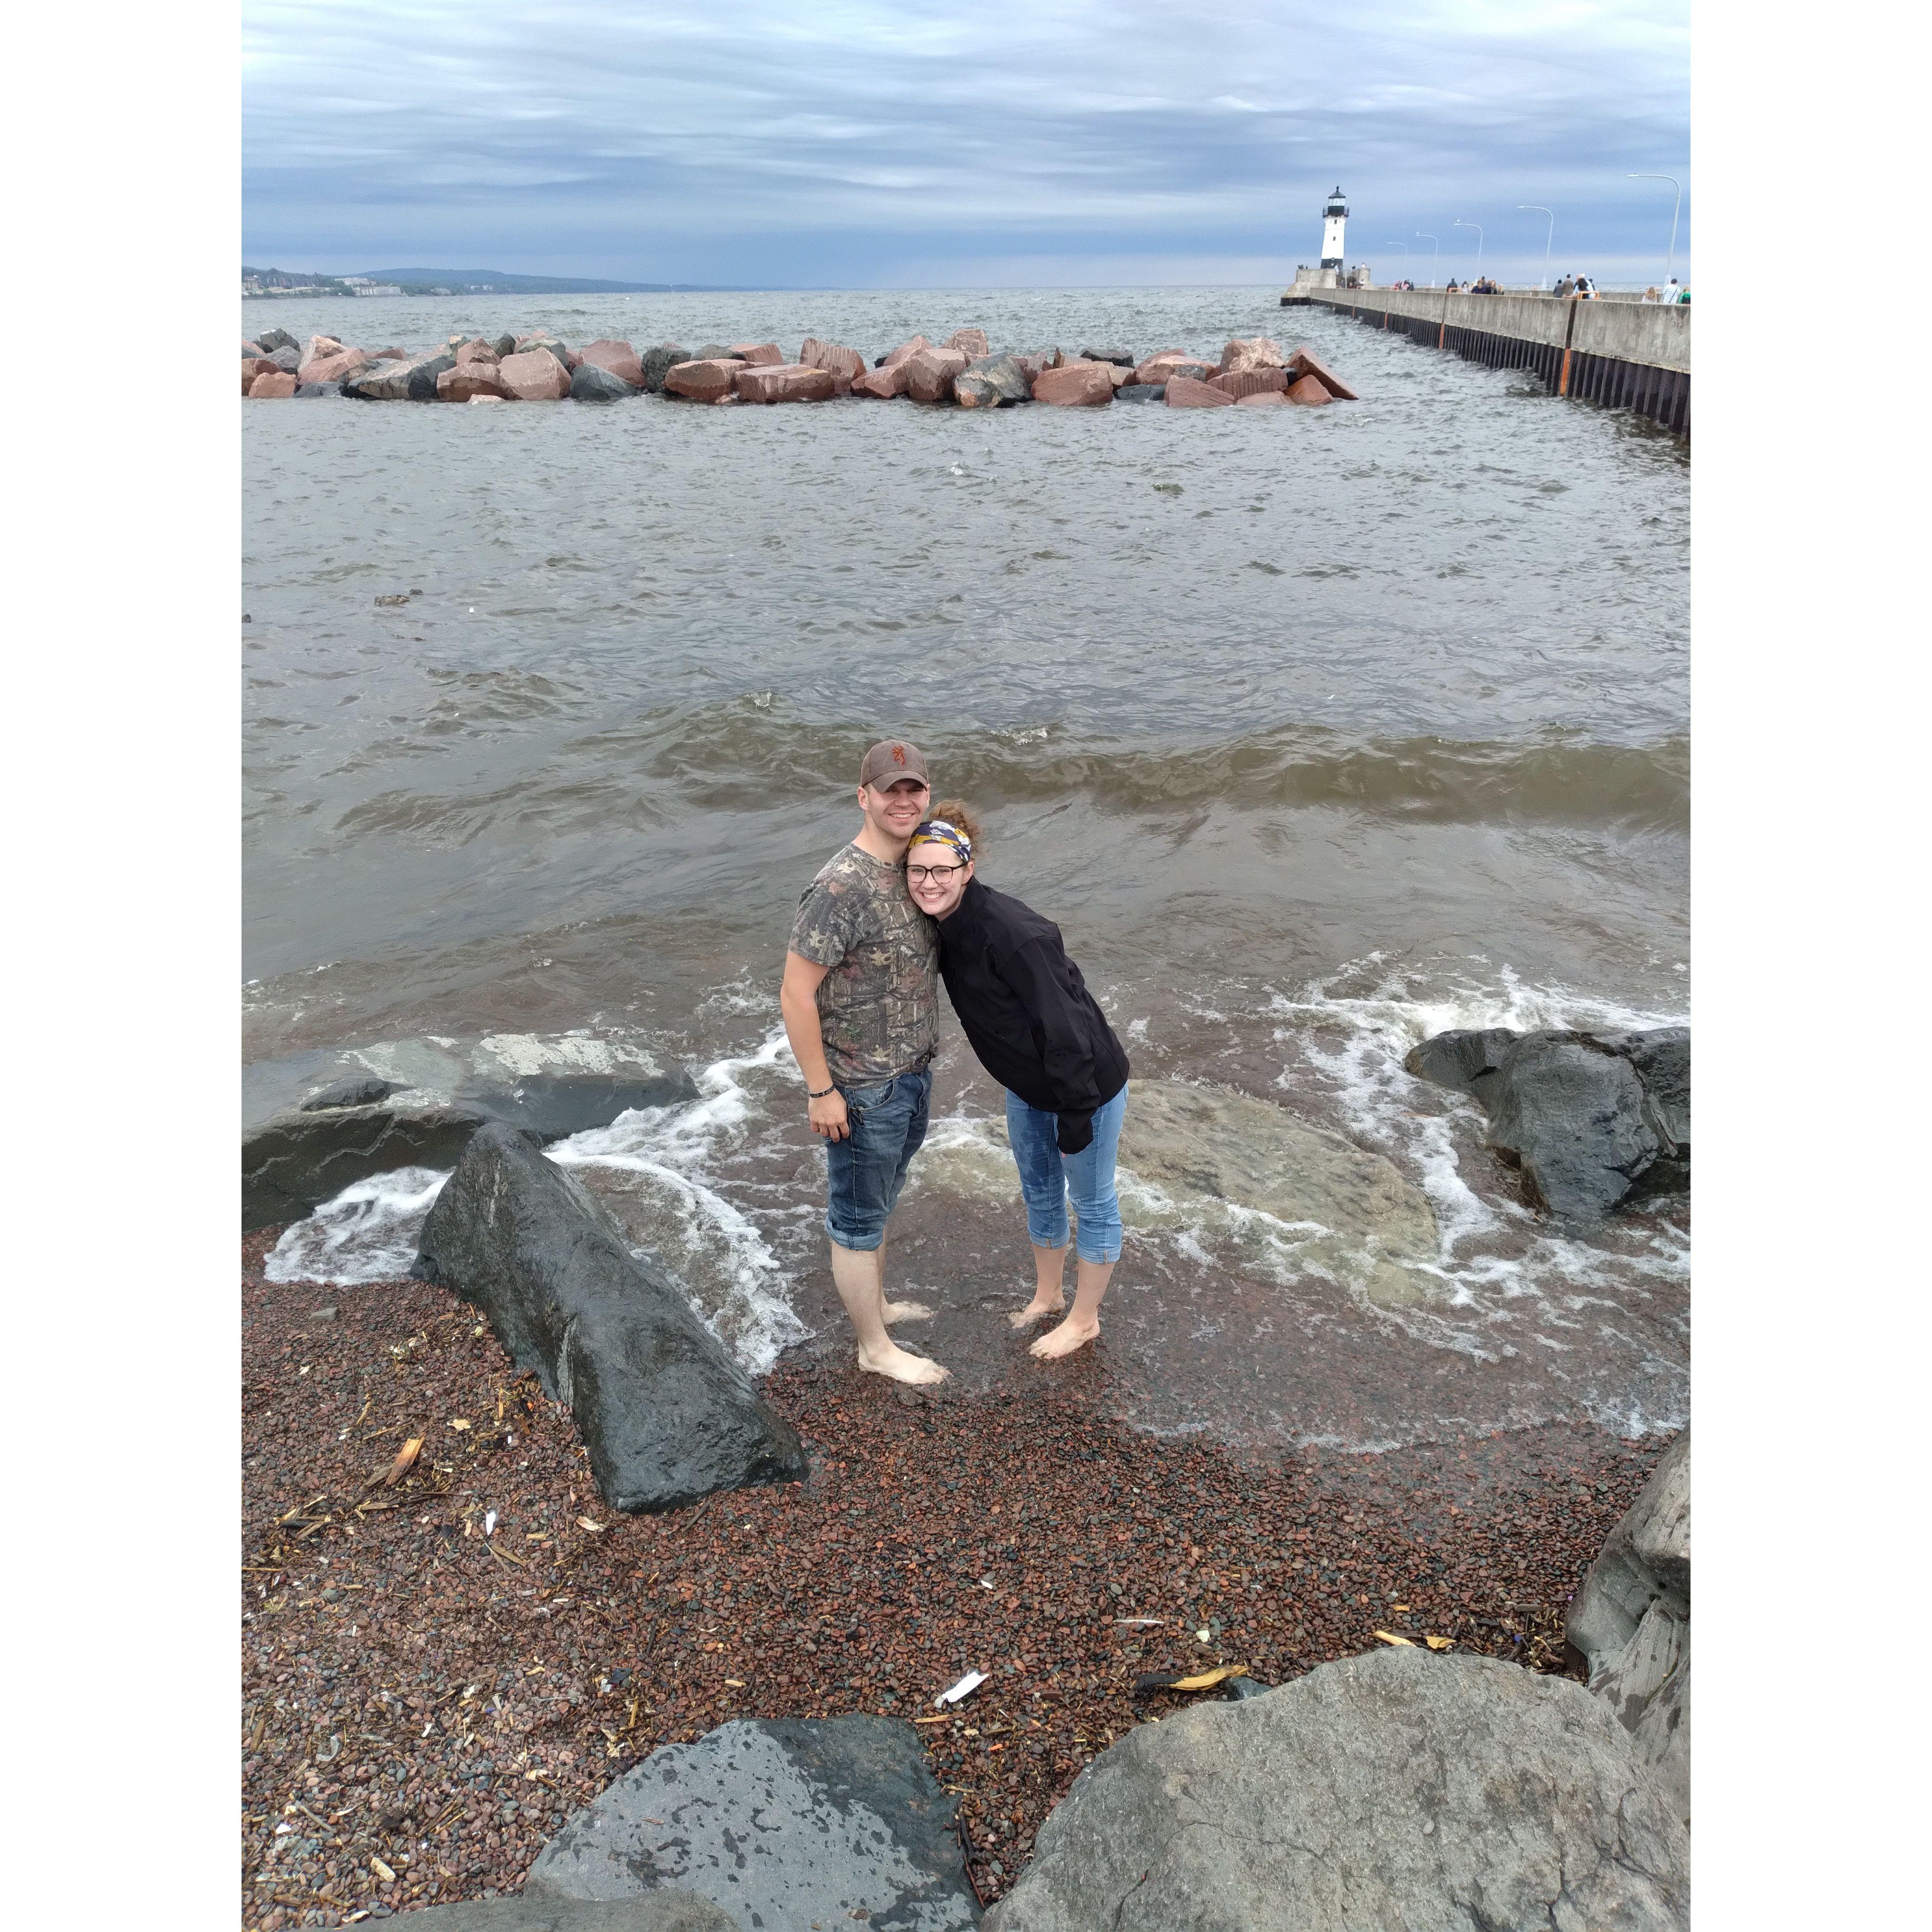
top-left (246, 287), bottom-right (1688, 1452)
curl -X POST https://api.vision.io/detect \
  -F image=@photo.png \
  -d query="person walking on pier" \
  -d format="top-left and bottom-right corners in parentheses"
top-left (1556, 274), bottom-right (1576, 297)
top-left (780, 738), bottom-right (949, 1386)
top-left (902, 804), bottom-right (1132, 1363)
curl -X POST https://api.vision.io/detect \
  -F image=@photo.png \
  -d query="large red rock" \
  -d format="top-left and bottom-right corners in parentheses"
top-left (664, 358), bottom-right (744, 403)
top-left (298, 334), bottom-right (346, 379)
top-left (735, 361), bottom-right (837, 403)
top-left (248, 371), bottom-right (299, 399)
top-left (850, 365), bottom-right (909, 399)
top-left (438, 363), bottom-right (509, 401)
top-left (454, 337), bottom-right (501, 367)
top-left (302, 348), bottom-right (374, 385)
top-left (579, 339), bottom-right (645, 387)
top-left (1104, 362), bottom-right (1132, 388)
top-left (497, 348), bottom-right (572, 400)
top-left (946, 327), bottom-right (990, 359)
top-left (242, 357), bottom-right (279, 392)
top-left (729, 342), bottom-right (783, 366)
top-left (798, 338), bottom-right (866, 393)
top-left (242, 339), bottom-right (263, 356)
top-left (881, 335), bottom-right (933, 370)
top-left (1219, 336), bottom-right (1286, 374)
top-left (905, 346), bottom-right (969, 403)
top-left (1286, 346), bottom-right (1358, 400)
top-left (1210, 366), bottom-right (1289, 399)
top-left (372, 347), bottom-right (408, 360)
top-left (1012, 349), bottom-right (1062, 382)
top-left (1285, 373), bottom-right (1333, 406)
top-left (1234, 391), bottom-right (1288, 407)
top-left (1031, 361), bottom-right (1114, 407)
top-left (1164, 376), bottom-right (1236, 408)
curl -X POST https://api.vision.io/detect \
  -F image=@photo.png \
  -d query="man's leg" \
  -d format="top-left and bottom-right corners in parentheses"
top-left (876, 1236), bottom-right (933, 1325)
top-left (1005, 1090), bottom-right (1072, 1325)
top-left (827, 1074), bottom-right (946, 1384)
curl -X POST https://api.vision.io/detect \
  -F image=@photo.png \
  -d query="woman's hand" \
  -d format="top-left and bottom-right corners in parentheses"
top-left (809, 1090), bottom-right (851, 1141)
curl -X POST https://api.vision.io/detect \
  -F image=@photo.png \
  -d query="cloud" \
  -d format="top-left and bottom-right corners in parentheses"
top-left (243, 0), bottom-right (1689, 285)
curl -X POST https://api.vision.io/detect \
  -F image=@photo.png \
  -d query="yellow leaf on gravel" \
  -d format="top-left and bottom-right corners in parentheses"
top-left (449, 1418), bottom-right (472, 1431)
top-left (1373, 1631), bottom-right (1416, 1647)
top-left (372, 1439), bottom-right (422, 1489)
top-left (1425, 1635), bottom-right (1456, 1651)
top-left (577, 1518), bottom-right (606, 1533)
top-left (370, 1857), bottom-right (396, 1882)
top-left (1169, 1664), bottom-right (1247, 1691)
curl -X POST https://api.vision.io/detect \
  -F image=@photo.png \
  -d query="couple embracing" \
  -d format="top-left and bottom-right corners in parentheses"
top-left (778, 739), bottom-right (1130, 1385)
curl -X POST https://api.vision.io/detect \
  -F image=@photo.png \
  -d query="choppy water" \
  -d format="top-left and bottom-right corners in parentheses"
top-left (248, 286), bottom-right (1687, 1453)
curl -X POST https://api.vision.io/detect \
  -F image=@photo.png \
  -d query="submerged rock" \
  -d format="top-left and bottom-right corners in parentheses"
top-left (1286, 345), bottom-right (1359, 400)
top-left (439, 363), bottom-right (509, 401)
top-left (1567, 1430), bottom-right (1690, 1831)
top-left (300, 1075), bottom-right (397, 1111)
top-left (525, 1715), bottom-right (977, 1929)
top-left (1164, 375), bottom-right (1235, 408)
top-left (1114, 382), bottom-right (1166, 402)
top-left (412, 1123), bottom-right (807, 1511)
top-left (343, 350), bottom-right (457, 401)
top-left (1285, 373), bottom-right (1333, 406)
top-left (1031, 362), bottom-right (1113, 407)
top-left (664, 358), bottom-right (742, 403)
top-left (954, 353), bottom-right (1032, 408)
top-left (569, 362), bottom-right (636, 402)
top-left (734, 361), bottom-right (837, 403)
top-left (984, 1647), bottom-right (1688, 1932)
top-left (1211, 366), bottom-right (1289, 399)
top-left (577, 339), bottom-right (645, 387)
top-left (636, 342), bottom-right (689, 392)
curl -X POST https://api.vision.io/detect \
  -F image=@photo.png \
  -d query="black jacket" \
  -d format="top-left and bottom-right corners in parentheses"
top-left (934, 878), bottom-right (1129, 1153)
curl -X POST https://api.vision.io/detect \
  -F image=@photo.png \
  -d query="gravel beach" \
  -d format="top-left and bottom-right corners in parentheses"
top-left (242, 1229), bottom-right (1671, 1928)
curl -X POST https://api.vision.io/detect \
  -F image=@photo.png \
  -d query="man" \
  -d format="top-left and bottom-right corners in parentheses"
top-left (780, 739), bottom-right (950, 1385)
top-left (1662, 277), bottom-right (1682, 305)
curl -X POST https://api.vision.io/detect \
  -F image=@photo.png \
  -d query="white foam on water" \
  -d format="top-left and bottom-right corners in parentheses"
top-left (265, 1168), bottom-right (449, 1285)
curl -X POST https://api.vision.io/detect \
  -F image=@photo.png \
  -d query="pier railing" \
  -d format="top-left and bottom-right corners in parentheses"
top-left (1290, 287), bottom-right (1690, 437)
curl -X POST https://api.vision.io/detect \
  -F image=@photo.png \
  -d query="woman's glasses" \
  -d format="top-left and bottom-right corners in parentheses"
top-left (906, 861), bottom-right (967, 883)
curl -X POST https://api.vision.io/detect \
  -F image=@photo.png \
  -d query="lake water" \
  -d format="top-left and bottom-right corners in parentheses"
top-left (245, 286), bottom-right (1688, 1455)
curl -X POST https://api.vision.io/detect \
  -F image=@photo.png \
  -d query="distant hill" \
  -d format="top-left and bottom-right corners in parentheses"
top-left (356, 269), bottom-right (734, 294)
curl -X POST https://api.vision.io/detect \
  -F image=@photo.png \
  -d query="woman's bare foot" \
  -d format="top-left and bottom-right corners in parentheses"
top-left (856, 1342), bottom-right (951, 1385)
top-left (1029, 1314), bottom-right (1100, 1360)
top-left (881, 1299), bottom-right (935, 1325)
top-left (1008, 1295), bottom-right (1066, 1330)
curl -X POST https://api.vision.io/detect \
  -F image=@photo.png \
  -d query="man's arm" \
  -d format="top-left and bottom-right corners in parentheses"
top-left (780, 949), bottom-right (851, 1141)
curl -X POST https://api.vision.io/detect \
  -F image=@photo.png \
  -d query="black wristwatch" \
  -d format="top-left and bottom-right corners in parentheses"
top-left (807, 1083), bottom-right (836, 1100)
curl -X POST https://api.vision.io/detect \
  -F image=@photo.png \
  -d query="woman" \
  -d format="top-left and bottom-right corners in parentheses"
top-left (903, 804), bottom-right (1129, 1361)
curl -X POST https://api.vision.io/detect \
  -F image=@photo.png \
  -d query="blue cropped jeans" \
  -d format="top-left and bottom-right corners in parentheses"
top-left (1004, 1084), bottom-right (1129, 1266)
top-left (823, 1066), bottom-right (931, 1252)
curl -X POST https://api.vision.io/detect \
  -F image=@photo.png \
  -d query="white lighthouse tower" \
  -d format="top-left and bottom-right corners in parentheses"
top-left (1320, 186), bottom-right (1348, 271)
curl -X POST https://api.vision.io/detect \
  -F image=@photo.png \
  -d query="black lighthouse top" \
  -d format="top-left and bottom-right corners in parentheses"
top-left (1325, 186), bottom-right (1348, 217)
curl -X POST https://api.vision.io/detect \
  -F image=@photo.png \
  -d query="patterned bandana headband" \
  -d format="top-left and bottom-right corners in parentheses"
top-left (910, 819), bottom-right (972, 866)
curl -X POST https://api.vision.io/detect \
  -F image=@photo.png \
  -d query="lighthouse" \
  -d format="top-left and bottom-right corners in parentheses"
top-left (1320, 186), bottom-right (1348, 271)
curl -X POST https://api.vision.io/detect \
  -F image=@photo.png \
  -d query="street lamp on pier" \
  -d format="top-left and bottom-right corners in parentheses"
top-left (1519, 206), bottom-right (1555, 290)
top-left (1627, 174), bottom-right (1683, 284)
top-left (1416, 233), bottom-right (1439, 287)
top-left (1454, 218), bottom-right (1484, 281)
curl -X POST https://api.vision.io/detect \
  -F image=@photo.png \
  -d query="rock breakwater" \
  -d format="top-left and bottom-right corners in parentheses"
top-left (241, 324), bottom-right (1358, 413)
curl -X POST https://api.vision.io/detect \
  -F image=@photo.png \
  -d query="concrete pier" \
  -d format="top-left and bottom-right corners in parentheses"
top-left (1293, 287), bottom-right (1690, 437)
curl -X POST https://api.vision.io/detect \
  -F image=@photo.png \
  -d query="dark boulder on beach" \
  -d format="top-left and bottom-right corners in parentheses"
top-left (524, 1714), bottom-right (977, 1928)
top-left (637, 342), bottom-right (690, 392)
top-left (301, 1074), bottom-right (398, 1110)
top-left (1568, 1430), bottom-right (1690, 1832)
top-left (1404, 1025), bottom-right (1689, 1218)
top-left (343, 350), bottom-right (457, 401)
top-left (490, 332), bottom-right (518, 357)
top-left (1078, 346), bottom-right (1134, 367)
top-left (244, 1100), bottom-right (489, 1229)
top-left (954, 353), bottom-right (1033, 408)
top-left (570, 362), bottom-right (637, 402)
top-left (983, 1647), bottom-right (1688, 1932)
top-left (255, 326), bottom-right (298, 354)
top-left (411, 1123), bottom-right (808, 1513)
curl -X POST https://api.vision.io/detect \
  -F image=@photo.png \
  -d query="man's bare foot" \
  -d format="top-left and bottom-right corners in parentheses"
top-left (1028, 1315), bottom-right (1100, 1360)
top-left (856, 1343), bottom-right (951, 1385)
top-left (881, 1299), bottom-right (935, 1325)
top-left (1007, 1296), bottom-right (1066, 1330)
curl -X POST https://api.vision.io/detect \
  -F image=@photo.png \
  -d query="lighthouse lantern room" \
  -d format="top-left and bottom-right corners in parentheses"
top-left (1320, 186), bottom-right (1348, 270)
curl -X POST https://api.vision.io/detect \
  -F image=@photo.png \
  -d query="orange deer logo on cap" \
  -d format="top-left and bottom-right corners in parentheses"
top-left (892, 744), bottom-right (906, 764)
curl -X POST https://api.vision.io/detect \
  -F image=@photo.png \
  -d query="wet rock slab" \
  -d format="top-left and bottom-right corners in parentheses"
top-left (525, 1715), bottom-right (978, 1930)
top-left (984, 1647), bottom-right (1688, 1932)
top-left (412, 1122), bottom-right (808, 1512)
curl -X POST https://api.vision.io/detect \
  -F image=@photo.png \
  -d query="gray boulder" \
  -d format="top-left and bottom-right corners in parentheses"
top-left (571, 363), bottom-right (636, 402)
top-left (693, 344), bottom-right (744, 362)
top-left (954, 354), bottom-right (1033, 409)
top-left (1567, 1431), bottom-right (1690, 1830)
top-left (294, 381), bottom-right (342, 398)
top-left (1077, 346), bottom-right (1135, 366)
top-left (526, 1715), bottom-right (977, 1930)
top-left (344, 350), bottom-right (457, 401)
top-left (1404, 1025), bottom-right (1689, 1218)
top-left (1114, 383), bottom-right (1165, 402)
top-left (411, 1123), bottom-right (807, 1512)
top-left (300, 1074), bottom-right (398, 1111)
top-left (243, 1100), bottom-right (489, 1230)
top-left (492, 333), bottom-right (519, 357)
top-left (268, 344), bottom-right (302, 372)
top-left (397, 1894), bottom-right (734, 1931)
top-left (985, 1647), bottom-right (1687, 1932)
top-left (637, 343), bottom-right (690, 392)
top-left (255, 326), bottom-right (298, 353)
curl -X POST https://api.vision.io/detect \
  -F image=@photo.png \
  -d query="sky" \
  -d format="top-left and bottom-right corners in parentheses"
top-left (242, 0), bottom-right (1690, 289)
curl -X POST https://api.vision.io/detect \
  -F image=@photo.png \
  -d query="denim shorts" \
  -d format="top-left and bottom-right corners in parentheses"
top-left (823, 1065), bottom-right (932, 1252)
top-left (1005, 1083), bottom-right (1129, 1265)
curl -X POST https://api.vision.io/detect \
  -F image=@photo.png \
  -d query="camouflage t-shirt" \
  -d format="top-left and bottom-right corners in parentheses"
top-left (789, 841), bottom-right (938, 1085)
